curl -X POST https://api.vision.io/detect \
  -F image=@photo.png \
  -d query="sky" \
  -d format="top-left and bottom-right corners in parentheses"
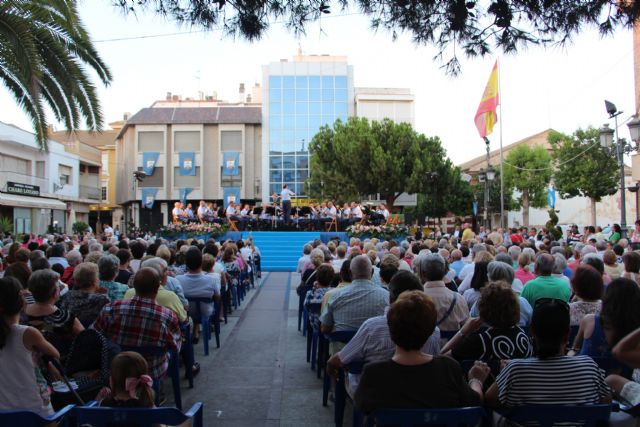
top-left (0, 1), bottom-right (635, 165)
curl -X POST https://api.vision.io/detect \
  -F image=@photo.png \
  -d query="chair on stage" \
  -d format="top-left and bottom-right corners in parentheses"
top-left (72, 401), bottom-right (204, 427)
top-left (325, 217), bottom-right (338, 232)
top-left (0, 405), bottom-right (74, 427)
top-left (228, 218), bottom-right (239, 231)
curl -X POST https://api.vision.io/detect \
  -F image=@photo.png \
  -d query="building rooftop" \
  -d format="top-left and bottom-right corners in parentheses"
top-left (49, 129), bottom-right (118, 148)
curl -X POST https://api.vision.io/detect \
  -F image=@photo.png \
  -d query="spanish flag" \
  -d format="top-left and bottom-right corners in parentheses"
top-left (474, 60), bottom-right (499, 138)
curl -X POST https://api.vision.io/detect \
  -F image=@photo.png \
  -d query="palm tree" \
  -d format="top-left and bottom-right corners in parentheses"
top-left (0, 0), bottom-right (112, 150)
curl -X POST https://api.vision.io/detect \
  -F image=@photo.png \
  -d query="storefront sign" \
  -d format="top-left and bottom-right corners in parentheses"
top-left (5, 182), bottom-right (40, 197)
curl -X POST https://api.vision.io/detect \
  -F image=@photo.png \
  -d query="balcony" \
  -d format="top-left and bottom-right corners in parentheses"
top-left (0, 171), bottom-right (50, 195)
top-left (79, 185), bottom-right (101, 200)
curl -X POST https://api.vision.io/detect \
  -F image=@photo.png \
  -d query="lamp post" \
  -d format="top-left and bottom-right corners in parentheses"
top-left (599, 100), bottom-right (640, 238)
top-left (477, 166), bottom-right (496, 230)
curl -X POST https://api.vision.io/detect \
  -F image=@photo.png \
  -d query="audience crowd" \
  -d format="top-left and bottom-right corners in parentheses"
top-left (5, 220), bottom-right (640, 425)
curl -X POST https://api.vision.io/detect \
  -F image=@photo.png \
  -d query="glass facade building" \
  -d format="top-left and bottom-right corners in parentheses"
top-left (262, 58), bottom-right (354, 199)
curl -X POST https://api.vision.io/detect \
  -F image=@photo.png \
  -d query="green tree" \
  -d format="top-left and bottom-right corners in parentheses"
top-left (117, 0), bottom-right (638, 74)
top-left (307, 117), bottom-right (451, 210)
top-left (549, 128), bottom-right (619, 226)
top-left (503, 145), bottom-right (552, 226)
top-left (1, 0), bottom-right (112, 149)
top-left (409, 165), bottom-right (474, 221)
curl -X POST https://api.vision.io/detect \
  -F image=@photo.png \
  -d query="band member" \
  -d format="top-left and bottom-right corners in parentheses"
top-left (226, 201), bottom-right (239, 221)
top-left (240, 203), bottom-right (255, 230)
top-left (340, 202), bottom-right (351, 229)
top-left (280, 184), bottom-right (295, 224)
top-left (379, 203), bottom-right (390, 220)
top-left (197, 200), bottom-right (208, 222)
top-left (172, 202), bottom-right (183, 223)
top-left (184, 203), bottom-right (195, 220)
top-left (350, 201), bottom-right (363, 224)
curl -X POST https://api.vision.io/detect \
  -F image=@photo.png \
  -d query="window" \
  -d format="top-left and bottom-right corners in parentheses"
top-left (101, 153), bottom-right (109, 176)
top-left (35, 161), bottom-right (45, 178)
top-left (59, 164), bottom-right (72, 185)
top-left (138, 131), bottom-right (164, 152)
top-left (220, 166), bottom-right (242, 187)
top-left (174, 131), bottom-right (201, 152)
top-left (220, 131), bottom-right (242, 151)
top-left (174, 167), bottom-right (201, 187)
top-left (137, 167), bottom-right (163, 187)
top-left (101, 186), bottom-right (108, 201)
top-left (0, 154), bottom-right (29, 175)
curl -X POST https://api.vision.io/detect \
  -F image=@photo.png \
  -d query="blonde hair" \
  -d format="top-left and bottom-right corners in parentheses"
top-left (474, 251), bottom-right (494, 263)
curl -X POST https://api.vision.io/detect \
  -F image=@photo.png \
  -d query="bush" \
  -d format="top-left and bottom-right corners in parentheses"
top-left (0, 216), bottom-right (12, 234)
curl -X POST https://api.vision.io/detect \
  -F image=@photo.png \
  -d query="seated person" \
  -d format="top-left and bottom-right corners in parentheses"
top-left (184, 203), bottom-right (195, 220)
top-left (327, 271), bottom-right (441, 394)
top-left (0, 277), bottom-right (61, 417)
top-left (58, 262), bottom-right (110, 328)
top-left (22, 269), bottom-right (84, 357)
top-left (442, 281), bottom-right (533, 362)
top-left (197, 200), bottom-right (209, 222)
top-left (350, 202), bottom-right (363, 224)
top-left (354, 291), bottom-right (490, 414)
top-left (607, 326), bottom-right (640, 409)
top-left (97, 351), bottom-right (155, 409)
top-left (571, 277), bottom-right (640, 358)
top-left (171, 202), bottom-right (183, 223)
top-left (304, 265), bottom-right (336, 332)
top-left (208, 202), bottom-right (221, 222)
top-left (569, 265), bottom-right (603, 327)
top-left (225, 201), bottom-right (241, 225)
top-left (485, 298), bottom-right (611, 408)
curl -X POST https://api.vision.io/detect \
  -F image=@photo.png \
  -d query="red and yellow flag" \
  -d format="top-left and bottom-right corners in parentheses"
top-left (474, 60), bottom-right (499, 138)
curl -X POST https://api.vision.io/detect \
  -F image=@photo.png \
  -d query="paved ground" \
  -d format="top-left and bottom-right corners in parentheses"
top-left (169, 272), bottom-right (338, 426)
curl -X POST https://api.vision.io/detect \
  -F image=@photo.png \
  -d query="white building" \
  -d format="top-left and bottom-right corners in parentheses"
top-left (0, 122), bottom-right (80, 234)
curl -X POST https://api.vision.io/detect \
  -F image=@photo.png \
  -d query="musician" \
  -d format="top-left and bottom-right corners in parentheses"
top-left (184, 203), bottom-right (195, 221)
top-left (350, 201), bottom-right (363, 224)
top-left (172, 202), bottom-right (183, 223)
top-left (259, 203), bottom-right (272, 230)
top-left (197, 200), bottom-right (208, 222)
top-left (339, 202), bottom-right (351, 230)
top-left (225, 201), bottom-right (241, 225)
top-left (378, 203), bottom-right (390, 220)
top-left (240, 203), bottom-right (256, 230)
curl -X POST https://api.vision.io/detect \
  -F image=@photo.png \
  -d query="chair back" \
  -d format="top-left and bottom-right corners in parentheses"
top-left (0, 405), bottom-right (74, 426)
top-left (186, 296), bottom-right (215, 318)
top-left (368, 407), bottom-right (485, 427)
top-left (72, 402), bottom-right (204, 427)
top-left (328, 330), bottom-right (357, 344)
top-left (439, 330), bottom-right (459, 340)
top-left (496, 404), bottom-right (612, 427)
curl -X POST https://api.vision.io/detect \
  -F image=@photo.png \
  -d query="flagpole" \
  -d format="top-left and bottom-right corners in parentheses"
top-left (498, 56), bottom-right (505, 230)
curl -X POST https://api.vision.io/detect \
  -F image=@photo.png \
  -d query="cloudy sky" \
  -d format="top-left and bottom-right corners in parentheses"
top-left (0, 2), bottom-right (634, 165)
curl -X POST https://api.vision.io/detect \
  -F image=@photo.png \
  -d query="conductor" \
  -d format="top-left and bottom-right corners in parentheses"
top-left (280, 184), bottom-right (295, 224)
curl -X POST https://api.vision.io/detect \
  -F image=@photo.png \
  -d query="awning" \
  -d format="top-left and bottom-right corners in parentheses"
top-left (0, 192), bottom-right (67, 210)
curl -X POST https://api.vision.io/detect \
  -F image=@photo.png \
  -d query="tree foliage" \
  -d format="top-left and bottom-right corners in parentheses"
top-left (307, 117), bottom-right (452, 210)
top-left (1, 0), bottom-right (112, 149)
top-left (503, 144), bottom-right (552, 225)
top-left (549, 127), bottom-right (619, 202)
top-left (116, 0), bottom-right (640, 74)
top-left (411, 166), bottom-right (475, 219)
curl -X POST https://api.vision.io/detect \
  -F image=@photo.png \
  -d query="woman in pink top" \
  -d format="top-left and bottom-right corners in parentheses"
top-left (514, 253), bottom-right (536, 285)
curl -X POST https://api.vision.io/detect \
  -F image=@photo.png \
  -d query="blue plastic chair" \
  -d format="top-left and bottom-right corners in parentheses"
top-left (306, 302), bottom-right (322, 369)
top-left (334, 360), bottom-right (365, 427)
top-left (298, 283), bottom-right (312, 332)
top-left (367, 407), bottom-right (486, 427)
top-left (180, 323), bottom-right (195, 389)
top-left (496, 404), bottom-right (612, 427)
top-left (72, 401), bottom-right (204, 427)
top-left (591, 356), bottom-right (633, 378)
top-left (439, 330), bottom-right (459, 340)
top-left (0, 404), bottom-right (74, 427)
top-left (119, 344), bottom-right (183, 410)
top-left (322, 330), bottom-right (358, 408)
top-left (228, 270), bottom-right (241, 309)
top-left (186, 296), bottom-right (220, 354)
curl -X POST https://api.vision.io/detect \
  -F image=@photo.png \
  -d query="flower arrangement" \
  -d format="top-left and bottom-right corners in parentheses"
top-left (346, 223), bottom-right (409, 239)
top-left (159, 222), bottom-right (228, 238)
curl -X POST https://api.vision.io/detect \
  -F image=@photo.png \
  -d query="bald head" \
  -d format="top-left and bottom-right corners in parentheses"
top-left (133, 267), bottom-right (161, 297)
top-left (350, 255), bottom-right (373, 280)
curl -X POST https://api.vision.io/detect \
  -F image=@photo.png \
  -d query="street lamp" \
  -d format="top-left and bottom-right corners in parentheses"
top-left (477, 167), bottom-right (495, 229)
top-left (599, 100), bottom-right (634, 238)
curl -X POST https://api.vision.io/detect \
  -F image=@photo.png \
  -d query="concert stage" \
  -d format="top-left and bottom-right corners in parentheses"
top-left (205, 231), bottom-right (349, 272)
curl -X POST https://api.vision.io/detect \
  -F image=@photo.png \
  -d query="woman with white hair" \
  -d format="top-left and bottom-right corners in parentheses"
top-left (468, 261), bottom-right (533, 327)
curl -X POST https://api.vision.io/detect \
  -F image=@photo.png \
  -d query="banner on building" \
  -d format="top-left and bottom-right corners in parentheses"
top-left (223, 187), bottom-right (240, 208)
top-left (180, 187), bottom-right (193, 206)
top-left (222, 152), bottom-right (240, 176)
top-left (179, 152), bottom-right (196, 176)
top-left (547, 186), bottom-right (556, 209)
top-left (141, 188), bottom-right (158, 209)
top-left (142, 152), bottom-right (159, 176)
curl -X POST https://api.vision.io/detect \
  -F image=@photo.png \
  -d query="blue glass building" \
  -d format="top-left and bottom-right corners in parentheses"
top-left (262, 56), bottom-right (354, 199)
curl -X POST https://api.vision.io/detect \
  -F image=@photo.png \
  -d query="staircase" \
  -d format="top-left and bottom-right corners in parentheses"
top-left (243, 231), bottom-right (319, 272)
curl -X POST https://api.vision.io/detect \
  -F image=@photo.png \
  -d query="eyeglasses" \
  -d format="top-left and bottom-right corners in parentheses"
top-left (535, 297), bottom-right (569, 311)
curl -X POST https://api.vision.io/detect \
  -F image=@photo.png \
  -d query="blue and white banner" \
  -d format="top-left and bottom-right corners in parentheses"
top-left (222, 152), bottom-right (240, 176)
top-left (142, 152), bottom-right (159, 176)
top-left (547, 186), bottom-right (556, 209)
top-left (223, 187), bottom-right (240, 208)
top-left (179, 152), bottom-right (196, 176)
top-left (472, 201), bottom-right (478, 216)
top-left (180, 187), bottom-right (193, 206)
top-left (141, 188), bottom-right (158, 209)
